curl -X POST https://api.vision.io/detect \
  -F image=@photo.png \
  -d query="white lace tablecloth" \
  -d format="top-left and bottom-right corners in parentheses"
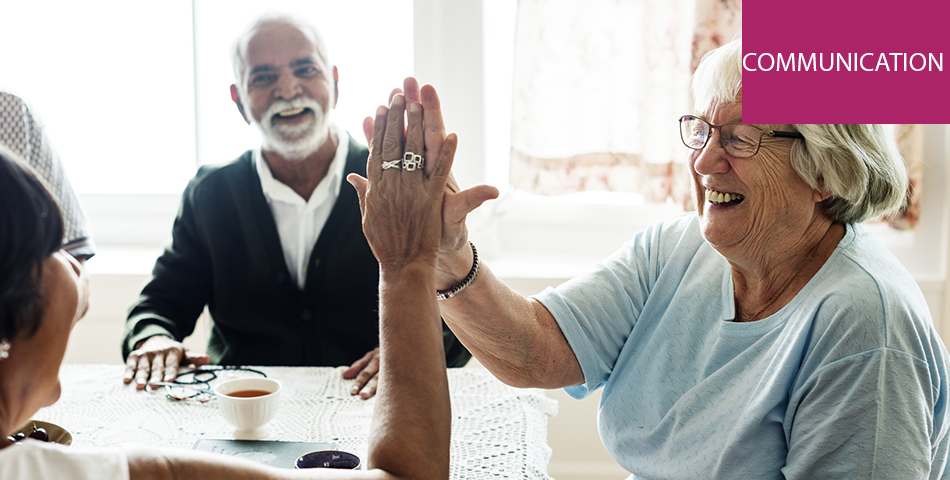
top-left (36, 364), bottom-right (558, 479)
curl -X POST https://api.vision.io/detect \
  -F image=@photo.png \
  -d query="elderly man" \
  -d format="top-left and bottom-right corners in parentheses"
top-left (121, 15), bottom-right (470, 398)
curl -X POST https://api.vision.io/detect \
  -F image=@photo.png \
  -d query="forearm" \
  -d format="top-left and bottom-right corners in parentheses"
top-left (367, 264), bottom-right (451, 480)
top-left (438, 255), bottom-right (583, 389)
top-left (126, 447), bottom-right (286, 480)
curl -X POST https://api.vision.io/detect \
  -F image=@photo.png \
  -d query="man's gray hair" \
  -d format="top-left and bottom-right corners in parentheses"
top-left (690, 37), bottom-right (908, 224)
top-left (230, 14), bottom-right (331, 90)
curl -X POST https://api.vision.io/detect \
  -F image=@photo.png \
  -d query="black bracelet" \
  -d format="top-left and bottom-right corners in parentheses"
top-left (436, 241), bottom-right (479, 300)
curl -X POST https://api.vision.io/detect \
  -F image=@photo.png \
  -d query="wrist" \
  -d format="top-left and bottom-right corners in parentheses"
top-left (436, 242), bottom-right (474, 291)
top-left (436, 242), bottom-right (479, 301)
top-left (380, 261), bottom-right (436, 285)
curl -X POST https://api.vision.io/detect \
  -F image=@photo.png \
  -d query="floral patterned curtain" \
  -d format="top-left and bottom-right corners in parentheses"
top-left (882, 124), bottom-right (923, 230)
top-left (508, 0), bottom-right (921, 230)
top-left (509, 0), bottom-right (739, 207)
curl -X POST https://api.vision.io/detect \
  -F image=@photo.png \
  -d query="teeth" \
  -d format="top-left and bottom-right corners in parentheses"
top-left (277, 108), bottom-right (306, 117)
top-left (705, 188), bottom-right (744, 205)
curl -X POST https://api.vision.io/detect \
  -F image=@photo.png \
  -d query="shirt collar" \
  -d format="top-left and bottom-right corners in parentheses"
top-left (255, 123), bottom-right (349, 206)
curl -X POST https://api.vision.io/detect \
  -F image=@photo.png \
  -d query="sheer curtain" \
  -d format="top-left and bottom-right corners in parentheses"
top-left (509, 0), bottom-right (740, 206)
top-left (507, 0), bottom-right (921, 230)
top-left (883, 123), bottom-right (923, 230)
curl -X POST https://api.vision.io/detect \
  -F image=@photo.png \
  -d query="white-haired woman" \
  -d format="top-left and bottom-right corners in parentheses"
top-left (402, 38), bottom-right (950, 478)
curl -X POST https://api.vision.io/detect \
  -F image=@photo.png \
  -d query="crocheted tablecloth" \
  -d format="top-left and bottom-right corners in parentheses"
top-left (36, 364), bottom-right (558, 479)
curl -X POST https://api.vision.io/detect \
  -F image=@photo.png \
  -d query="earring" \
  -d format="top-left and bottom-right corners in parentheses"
top-left (0, 338), bottom-right (10, 359)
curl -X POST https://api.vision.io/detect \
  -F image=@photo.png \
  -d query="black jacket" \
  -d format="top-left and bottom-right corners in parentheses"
top-left (122, 137), bottom-right (470, 367)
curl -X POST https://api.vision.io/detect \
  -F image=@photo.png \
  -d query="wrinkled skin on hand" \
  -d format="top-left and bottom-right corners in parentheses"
top-left (123, 335), bottom-right (210, 390)
top-left (356, 78), bottom-right (499, 289)
top-left (343, 347), bottom-right (380, 399)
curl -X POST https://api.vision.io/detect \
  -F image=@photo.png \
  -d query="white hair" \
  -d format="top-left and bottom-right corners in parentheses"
top-left (230, 14), bottom-right (332, 96)
top-left (690, 37), bottom-right (908, 224)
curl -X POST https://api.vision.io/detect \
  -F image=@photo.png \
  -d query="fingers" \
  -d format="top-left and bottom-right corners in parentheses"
top-left (368, 106), bottom-right (388, 181)
top-left (162, 349), bottom-right (181, 383)
top-left (148, 353), bottom-right (165, 388)
top-left (134, 354), bottom-right (152, 390)
top-left (343, 348), bottom-right (376, 380)
top-left (420, 84), bottom-right (446, 176)
top-left (362, 116), bottom-right (374, 146)
top-left (381, 95), bottom-right (406, 168)
top-left (402, 77), bottom-right (421, 105)
top-left (350, 353), bottom-right (381, 397)
top-left (430, 133), bottom-right (458, 188)
top-left (359, 375), bottom-right (378, 400)
top-left (444, 183), bottom-right (501, 229)
top-left (123, 336), bottom-right (189, 390)
top-left (445, 172), bottom-right (460, 193)
top-left (347, 173), bottom-right (369, 216)
top-left (184, 350), bottom-right (211, 368)
top-left (387, 87), bottom-right (403, 105)
top-left (403, 101), bottom-right (425, 178)
top-left (123, 354), bottom-right (137, 384)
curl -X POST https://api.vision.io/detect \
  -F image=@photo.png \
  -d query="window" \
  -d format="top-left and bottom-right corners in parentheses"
top-left (0, 0), bottom-right (197, 195)
top-left (0, 0), bottom-right (412, 262)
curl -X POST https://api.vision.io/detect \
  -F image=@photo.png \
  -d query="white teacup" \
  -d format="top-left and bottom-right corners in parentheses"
top-left (213, 377), bottom-right (281, 439)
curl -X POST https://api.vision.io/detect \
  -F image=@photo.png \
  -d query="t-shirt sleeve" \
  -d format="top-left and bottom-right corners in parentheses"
top-left (0, 440), bottom-right (129, 480)
top-left (782, 270), bottom-right (950, 479)
top-left (534, 216), bottom-right (693, 399)
top-left (783, 348), bottom-right (935, 479)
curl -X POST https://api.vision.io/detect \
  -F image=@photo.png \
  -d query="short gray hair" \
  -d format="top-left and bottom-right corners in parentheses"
top-left (691, 38), bottom-right (908, 224)
top-left (230, 14), bottom-right (331, 90)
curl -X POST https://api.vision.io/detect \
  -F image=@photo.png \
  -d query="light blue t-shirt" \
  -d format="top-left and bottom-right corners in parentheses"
top-left (535, 214), bottom-right (950, 479)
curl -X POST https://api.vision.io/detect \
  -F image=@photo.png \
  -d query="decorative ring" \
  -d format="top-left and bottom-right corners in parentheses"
top-left (403, 152), bottom-right (425, 171)
top-left (381, 159), bottom-right (402, 170)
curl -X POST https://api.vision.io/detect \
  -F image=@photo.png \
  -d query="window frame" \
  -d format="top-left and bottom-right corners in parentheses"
top-left (83, 0), bottom-right (950, 318)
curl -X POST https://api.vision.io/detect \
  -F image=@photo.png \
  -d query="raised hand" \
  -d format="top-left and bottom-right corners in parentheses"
top-left (360, 78), bottom-right (498, 288)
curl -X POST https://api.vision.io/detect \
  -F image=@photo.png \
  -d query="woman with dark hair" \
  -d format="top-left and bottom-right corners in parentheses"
top-left (0, 81), bottom-right (455, 477)
top-left (0, 144), bottom-right (74, 343)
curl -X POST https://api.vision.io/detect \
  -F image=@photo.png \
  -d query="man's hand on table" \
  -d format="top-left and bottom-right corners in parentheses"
top-left (123, 335), bottom-right (210, 390)
top-left (343, 347), bottom-right (380, 399)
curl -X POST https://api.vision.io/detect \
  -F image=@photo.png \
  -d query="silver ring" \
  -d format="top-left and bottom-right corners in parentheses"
top-left (382, 159), bottom-right (402, 170)
top-left (403, 152), bottom-right (425, 171)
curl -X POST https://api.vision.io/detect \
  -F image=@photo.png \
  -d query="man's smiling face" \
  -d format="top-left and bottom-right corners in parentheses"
top-left (234, 21), bottom-right (337, 160)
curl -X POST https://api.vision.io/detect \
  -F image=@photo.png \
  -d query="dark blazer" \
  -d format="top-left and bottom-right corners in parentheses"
top-left (123, 137), bottom-right (470, 367)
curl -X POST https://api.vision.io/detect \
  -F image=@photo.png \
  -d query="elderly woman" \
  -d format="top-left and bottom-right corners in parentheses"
top-left (0, 118), bottom-right (452, 476)
top-left (399, 38), bottom-right (950, 478)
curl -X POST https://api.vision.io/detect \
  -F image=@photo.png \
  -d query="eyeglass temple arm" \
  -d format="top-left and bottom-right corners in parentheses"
top-left (770, 131), bottom-right (805, 139)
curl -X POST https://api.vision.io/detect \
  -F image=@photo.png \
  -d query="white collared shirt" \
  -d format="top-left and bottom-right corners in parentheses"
top-left (256, 123), bottom-right (349, 289)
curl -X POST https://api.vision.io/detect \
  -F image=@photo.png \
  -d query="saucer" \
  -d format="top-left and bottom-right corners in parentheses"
top-left (13, 420), bottom-right (72, 446)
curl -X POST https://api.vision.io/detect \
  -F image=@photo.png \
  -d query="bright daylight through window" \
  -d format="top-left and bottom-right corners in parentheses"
top-left (0, 0), bottom-right (412, 194)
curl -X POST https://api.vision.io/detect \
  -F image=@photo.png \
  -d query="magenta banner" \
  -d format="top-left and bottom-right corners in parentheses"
top-left (743, 0), bottom-right (950, 123)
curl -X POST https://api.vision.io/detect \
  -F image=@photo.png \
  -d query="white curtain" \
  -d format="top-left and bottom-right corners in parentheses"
top-left (509, 0), bottom-right (740, 206)
top-left (507, 0), bottom-right (921, 231)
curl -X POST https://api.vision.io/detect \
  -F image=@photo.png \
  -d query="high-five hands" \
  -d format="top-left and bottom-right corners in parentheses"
top-left (354, 78), bottom-right (499, 289)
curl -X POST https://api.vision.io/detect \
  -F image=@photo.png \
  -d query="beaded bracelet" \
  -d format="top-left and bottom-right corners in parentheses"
top-left (436, 241), bottom-right (479, 300)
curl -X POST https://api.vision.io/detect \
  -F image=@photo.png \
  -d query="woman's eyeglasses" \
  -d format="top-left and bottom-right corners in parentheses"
top-left (678, 115), bottom-right (804, 158)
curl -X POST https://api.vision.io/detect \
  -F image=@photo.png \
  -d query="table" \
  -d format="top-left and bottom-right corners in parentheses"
top-left (35, 364), bottom-right (558, 479)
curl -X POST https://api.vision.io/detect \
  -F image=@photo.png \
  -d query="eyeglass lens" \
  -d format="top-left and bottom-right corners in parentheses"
top-left (679, 116), bottom-right (762, 158)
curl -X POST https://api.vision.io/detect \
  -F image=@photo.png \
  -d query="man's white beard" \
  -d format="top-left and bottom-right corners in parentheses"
top-left (254, 96), bottom-right (331, 161)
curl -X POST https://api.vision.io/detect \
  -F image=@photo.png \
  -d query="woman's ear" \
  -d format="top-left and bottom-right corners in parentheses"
top-left (813, 177), bottom-right (832, 202)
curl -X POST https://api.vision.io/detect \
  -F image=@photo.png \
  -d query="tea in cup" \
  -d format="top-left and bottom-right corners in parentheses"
top-left (213, 377), bottom-right (281, 439)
